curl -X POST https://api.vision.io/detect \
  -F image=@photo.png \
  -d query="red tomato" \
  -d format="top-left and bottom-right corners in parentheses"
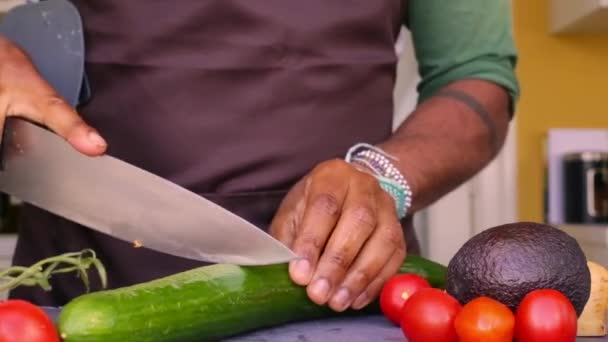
top-left (515, 289), bottom-right (577, 342)
top-left (454, 296), bottom-right (515, 342)
top-left (380, 274), bottom-right (431, 325)
top-left (0, 300), bottom-right (60, 342)
top-left (400, 287), bottom-right (462, 342)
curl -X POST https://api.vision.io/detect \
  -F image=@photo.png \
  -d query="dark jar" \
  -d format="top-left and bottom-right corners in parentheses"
top-left (563, 151), bottom-right (608, 224)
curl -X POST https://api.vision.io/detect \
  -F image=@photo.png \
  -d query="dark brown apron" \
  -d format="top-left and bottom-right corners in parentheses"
top-left (10, 0), bottom-right (418, 306)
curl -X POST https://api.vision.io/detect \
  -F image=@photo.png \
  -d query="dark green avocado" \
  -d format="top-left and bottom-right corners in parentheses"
top-left (445, 221), bottom-right (591, 316)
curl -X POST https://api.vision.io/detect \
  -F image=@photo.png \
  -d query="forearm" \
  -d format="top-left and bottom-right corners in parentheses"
top-left (378, 79), bottom-right (511, 212)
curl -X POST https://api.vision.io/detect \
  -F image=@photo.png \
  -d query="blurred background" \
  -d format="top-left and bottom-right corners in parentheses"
top-left (393, 0), bottom-right (608, 266)
top-left (0, 0), bottom-right (606, 274)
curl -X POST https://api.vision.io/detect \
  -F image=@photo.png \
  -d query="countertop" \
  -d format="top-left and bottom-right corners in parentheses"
top-left (44, 307), bottom-right (608, 342)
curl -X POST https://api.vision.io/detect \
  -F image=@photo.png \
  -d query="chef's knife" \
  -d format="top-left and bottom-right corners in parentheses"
top-left (0, 117), bottom-right (298, 265)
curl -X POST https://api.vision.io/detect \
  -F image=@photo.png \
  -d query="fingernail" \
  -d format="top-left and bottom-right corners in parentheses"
top-left (352, 292), bottom-right (369, 310)
top-left (291, 259), bottom-right (311, 280)
top-left (309, 278), bottom-right (330, 302)
top-left (88, 131), bottom-right (107, 148)
top-left (331, 288), bottom-right (351, 311)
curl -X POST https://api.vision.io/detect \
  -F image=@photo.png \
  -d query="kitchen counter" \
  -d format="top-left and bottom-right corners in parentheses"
top-left (223, 316), bottom-right (608, 342)
top-left (558, 224), bottom-right (608, 266)
top-left (44, 308), bottom-right (608, 341)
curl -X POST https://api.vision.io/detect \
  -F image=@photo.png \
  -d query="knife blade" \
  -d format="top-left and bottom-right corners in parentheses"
top-left (0, 117), bottom-right (298, 265)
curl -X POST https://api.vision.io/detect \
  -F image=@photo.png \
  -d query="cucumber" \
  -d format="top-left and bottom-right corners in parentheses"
top-left (57, 255), bottom-right (446, 342)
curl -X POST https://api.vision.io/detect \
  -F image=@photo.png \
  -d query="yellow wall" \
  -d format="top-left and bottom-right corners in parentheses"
top-left (513, 0), bottom-right (608, 221)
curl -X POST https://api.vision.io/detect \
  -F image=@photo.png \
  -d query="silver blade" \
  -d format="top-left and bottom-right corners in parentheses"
top-left (0, 118), bottom-right (297, 265)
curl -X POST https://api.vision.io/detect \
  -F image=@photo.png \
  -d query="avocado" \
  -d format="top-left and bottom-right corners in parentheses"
top-left (445, 221), bottom-right (591, 316)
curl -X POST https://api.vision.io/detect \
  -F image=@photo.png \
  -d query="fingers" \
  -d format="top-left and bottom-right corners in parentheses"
top-left (288, 160), bottom-right (349, 286)
top-left (274, 159), bottom-right (408, 312)
top-left (0, 36), bottom-right (106, 156)
top-left (327, 193), bottom-right (406, 311)
top-left (351, 248), bottom-right (407, 310)
top-left (11, 94), bottom-right (107, 156)
top-left (42, 97), bottom-right (106, 156)
top-left (305, 173), bottom-right (379, 306)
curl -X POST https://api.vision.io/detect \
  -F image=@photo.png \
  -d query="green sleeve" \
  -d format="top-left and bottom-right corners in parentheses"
top-left (407, 0), bottom-right (520, 110)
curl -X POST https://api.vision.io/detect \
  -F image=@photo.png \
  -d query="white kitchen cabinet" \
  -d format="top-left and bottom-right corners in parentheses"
top-left (550, 0), bottom-right (608, 34)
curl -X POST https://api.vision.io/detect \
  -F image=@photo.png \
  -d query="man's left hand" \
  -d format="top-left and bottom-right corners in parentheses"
top-left (269, 159), bottom-right (407, 312)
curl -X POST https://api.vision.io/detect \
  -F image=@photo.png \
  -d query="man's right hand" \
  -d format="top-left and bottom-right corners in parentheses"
top-left (0, 35), bottom-right (106, 156)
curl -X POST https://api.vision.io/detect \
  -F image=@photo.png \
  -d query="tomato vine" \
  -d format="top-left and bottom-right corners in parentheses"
top-left (0, 249), bottom-right (107, 293)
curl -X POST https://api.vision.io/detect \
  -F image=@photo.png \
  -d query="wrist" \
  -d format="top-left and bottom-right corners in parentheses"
top-left (345, 143), bottom-right (413, 218)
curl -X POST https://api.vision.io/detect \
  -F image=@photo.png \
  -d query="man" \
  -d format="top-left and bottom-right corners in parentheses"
top-left (5, 0), bottom-right (519, 312)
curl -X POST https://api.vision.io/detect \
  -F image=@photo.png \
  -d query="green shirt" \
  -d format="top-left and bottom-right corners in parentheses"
top-left (407, 0), bottom-right (520, 108)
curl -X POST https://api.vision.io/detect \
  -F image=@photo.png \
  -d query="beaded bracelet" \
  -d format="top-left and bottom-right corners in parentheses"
top-left (345, 143), bottom-right (412, 219)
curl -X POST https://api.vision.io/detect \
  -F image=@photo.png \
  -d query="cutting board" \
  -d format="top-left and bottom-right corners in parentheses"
top-left (43, 307), bottom-right (608, 342)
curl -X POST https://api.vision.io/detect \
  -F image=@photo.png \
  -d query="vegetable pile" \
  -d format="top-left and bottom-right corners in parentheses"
top-left (377, 222), bottom-right (608, 342)
top-left (380, 273), bottom-right (581, 342)
top-left (0, 222), bottom-right (606, 342)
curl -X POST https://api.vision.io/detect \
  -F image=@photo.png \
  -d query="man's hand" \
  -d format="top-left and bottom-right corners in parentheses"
top-left (270, 159), bottom-right (407, 312)
top-left (0, 35), bottom-right (105, 156)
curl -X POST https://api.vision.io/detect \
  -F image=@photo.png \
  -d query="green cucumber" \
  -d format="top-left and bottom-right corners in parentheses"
top-left (57, 255), bottom-right (446, 342)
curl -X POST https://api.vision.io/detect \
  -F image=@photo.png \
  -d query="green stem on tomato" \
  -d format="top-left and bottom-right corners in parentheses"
top-left (0, 249), bottom-right (107, 293)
